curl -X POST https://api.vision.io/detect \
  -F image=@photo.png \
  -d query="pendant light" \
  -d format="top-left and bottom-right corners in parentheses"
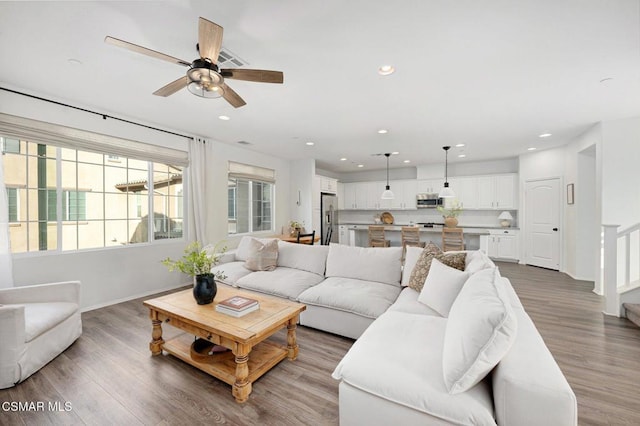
top-left (438, 146), bottom-right (456, 198)
top-left (381, 153), bottom-right (395, 200)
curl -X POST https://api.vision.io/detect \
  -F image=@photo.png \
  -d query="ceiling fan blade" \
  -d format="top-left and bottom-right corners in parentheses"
top-left (153, 76), bottom-right (189, 97)
top-left (220, 83), bottom-right (246, 108)
top-left (221, 69), bottom-right (284, 84)
top-left (198, 17), bottom-right (224, 63)
top-left (105, 36), bottom-right (191, 67)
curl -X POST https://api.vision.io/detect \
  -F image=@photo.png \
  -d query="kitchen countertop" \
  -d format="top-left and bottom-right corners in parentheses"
top-left (341, 223), bottom-right (519, 231)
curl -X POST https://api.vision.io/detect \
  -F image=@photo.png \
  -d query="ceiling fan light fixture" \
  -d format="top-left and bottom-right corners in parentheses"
top-left (187, 60), bottom-right (224, 98)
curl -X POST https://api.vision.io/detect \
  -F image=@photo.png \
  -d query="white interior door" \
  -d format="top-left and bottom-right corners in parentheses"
top-left (525, 178), bottom-right (561, 270)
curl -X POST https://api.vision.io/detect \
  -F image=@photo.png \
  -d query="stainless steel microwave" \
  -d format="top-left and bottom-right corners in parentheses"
top-left (416, 193), bottom-right (443, 208)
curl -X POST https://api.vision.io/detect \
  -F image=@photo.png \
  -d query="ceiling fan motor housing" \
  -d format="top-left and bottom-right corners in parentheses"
top-left (187, 58), bottom-right (224, 97)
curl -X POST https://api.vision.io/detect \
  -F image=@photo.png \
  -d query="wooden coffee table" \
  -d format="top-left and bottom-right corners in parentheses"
top-left (143, 286), bottom-right (306, 403)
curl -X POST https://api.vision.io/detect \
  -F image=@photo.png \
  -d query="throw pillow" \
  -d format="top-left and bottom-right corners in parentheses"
top-left (407, 242), bottom-right (466, 292)
top-left (442, 267), bottom-right (517, 394)
top-left (418, 258), bottom-right (472, 317)
top-left (244, 238), bottom-right (278, 271)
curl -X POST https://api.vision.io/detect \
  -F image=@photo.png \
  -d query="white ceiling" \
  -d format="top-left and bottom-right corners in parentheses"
top-left (1, 0), bottom-right (639, 173)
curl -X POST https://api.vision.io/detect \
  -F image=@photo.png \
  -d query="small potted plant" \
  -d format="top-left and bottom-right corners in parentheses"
top-left (437, 201), bottom-right (463, 228)
top-left (288, 220), bottom-right (303, 237)
top-left (162, 241), bottom-right (227, 305)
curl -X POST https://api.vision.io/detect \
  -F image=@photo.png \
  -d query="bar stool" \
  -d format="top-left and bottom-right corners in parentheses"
top-left (401, 226), bottom-right (425, 259)
top-left (368, 225), bottom-right (390, 247)
top-left (442, 227), bottom-right (465, 251)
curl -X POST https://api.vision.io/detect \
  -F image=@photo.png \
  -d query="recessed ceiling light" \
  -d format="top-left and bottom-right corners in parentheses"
top-left (218, 115), bottom-right (230, 121)
top-left (528, 147), bottom-right (537, 151)
top-left (357, 164), bottom-right (364, 168)
top-left (538, 133), bottom-right (552, 138)
top-left (378, 65), bottom-right (395, 76)
top-left (458, 154), bottom-right (466, 158)
top-left (340, 158), bottom-right (347, 161)
top-left (403, 160), bottom-right (410, 163)
top-left (306, 141), bottom-right (315, 146)
top-left (377, 129), bottom-right (388, 134)
top-left (391, 151), bottom-right (399, 155)
top-left (455, 143), bottom-right (465, 147)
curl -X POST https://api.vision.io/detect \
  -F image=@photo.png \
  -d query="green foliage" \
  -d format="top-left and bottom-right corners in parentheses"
top-left (162, 241), bottom-right (227, 280)
top-left (437, 200), bottom-right (463, 218)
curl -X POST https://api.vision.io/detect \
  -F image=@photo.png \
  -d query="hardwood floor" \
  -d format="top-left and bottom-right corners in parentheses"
top-left (1, 263), bottom-right (640, 425)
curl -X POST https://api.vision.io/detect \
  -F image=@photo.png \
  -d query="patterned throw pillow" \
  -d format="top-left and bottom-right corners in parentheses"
top-left (245, 238), bottom-right (278, 271)
top-left (407, 242), bottom-right (466, 292)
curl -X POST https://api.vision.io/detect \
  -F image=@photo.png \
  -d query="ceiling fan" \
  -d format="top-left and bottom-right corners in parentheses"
top-left (105, 17), bottom-right (284, 108)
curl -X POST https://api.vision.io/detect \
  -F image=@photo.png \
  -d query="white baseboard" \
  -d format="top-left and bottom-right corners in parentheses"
top-left (81, 283), bottom-right (189, 312)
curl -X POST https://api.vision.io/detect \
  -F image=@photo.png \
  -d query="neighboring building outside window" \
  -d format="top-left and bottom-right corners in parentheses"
top-left (1, 137), bottom-right (184, 253)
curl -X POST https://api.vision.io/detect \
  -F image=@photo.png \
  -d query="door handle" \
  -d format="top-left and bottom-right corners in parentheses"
top-left (552, 228), bottom-right (558, 231)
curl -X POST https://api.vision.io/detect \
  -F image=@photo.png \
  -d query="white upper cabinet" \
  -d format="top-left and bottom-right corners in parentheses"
top-left (384, 180), bottom-right (417, 210)
top-left (365, 181), bottom-right (386, 210)
top-left (449, 177), bottom-right (478, 209)
top-left (319, 176), bottom-right (338, 194)
top-left (343, 182), bottom-right (358, 209)
top-left (337, 182), bottom-right (344, 210)
top-left (417, 179), bottom-right (442, 194)
top-left (476, 174), bottom-right (517, 210)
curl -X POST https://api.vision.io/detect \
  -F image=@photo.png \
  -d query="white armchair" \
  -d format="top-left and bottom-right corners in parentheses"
top-left (0, 281), bottom-right (82, 389)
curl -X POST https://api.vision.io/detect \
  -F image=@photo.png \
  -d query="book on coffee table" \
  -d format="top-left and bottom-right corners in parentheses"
top-left (215, 296), bottom-right (260, 317)
top-left (216, 303), bottom-right (260, 317)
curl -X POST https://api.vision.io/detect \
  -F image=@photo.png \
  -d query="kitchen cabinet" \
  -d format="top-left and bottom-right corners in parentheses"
top-left (487, 229), bottom-right (519, 260)
top-left (417, 179), bottom-right (442, 194)
top-left (319, 176), bottom-right (338, 194)
top-left (449, 176), bottom-right (478, 209)
top-left (342, 183), bottom-right (357, 209)
top-left (385, 179), bottom-right (417, 210)
top-left (338, 225), bottom-right (350, 245)
top-left (365, 181), bottom-right (386, 209)
top-left (337, 182), bottom-right (344, 210)
top-left (476, 174), bottom-right (517, 209)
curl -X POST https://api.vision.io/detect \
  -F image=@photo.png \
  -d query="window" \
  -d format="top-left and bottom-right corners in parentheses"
top-left (2, 137), bottom-right (184, 253)
top-left (6, 187), bottom-right (18, 222)
top-left (227, 164), bottom-right (274, 235)
top-left (1, 137), bottom-right (20, 154)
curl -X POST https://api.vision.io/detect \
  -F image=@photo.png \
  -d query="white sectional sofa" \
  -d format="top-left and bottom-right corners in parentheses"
top-left (214, 236), bottom-right (577, 425)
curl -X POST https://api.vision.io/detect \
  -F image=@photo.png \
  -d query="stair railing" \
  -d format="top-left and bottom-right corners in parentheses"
top-left (602, 223), bottom-right (640, 316)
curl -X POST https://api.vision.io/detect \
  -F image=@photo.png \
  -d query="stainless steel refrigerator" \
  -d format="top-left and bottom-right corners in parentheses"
top-left (320, 193), bottom-right (339, 245)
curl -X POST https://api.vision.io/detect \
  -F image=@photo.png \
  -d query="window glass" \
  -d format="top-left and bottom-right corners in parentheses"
top-left (2, 135), bottom-right (184, 253)
top-left (227, 177), bottom-right (274, 235)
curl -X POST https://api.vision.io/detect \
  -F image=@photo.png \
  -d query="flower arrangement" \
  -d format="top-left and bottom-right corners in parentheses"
top-left (289, 220), bottom-right (303, 230)
top-left (437, 200), bottom-right (463, 218)
top-left (162, 241), bottom-right (227, 279)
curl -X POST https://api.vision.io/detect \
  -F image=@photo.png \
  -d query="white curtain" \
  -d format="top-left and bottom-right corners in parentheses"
top-left (0, 154), bottom-right (14, 288)
top-left (187, 138), bottom-right (212, 244)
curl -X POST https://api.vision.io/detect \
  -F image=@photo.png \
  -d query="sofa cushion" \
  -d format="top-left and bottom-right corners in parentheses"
top-left (387, 287), bottom-right (441, 316)
top-left (408, 243), bottom-right (466, 292)
top-left (277, 241), bottom-right (329, 276)
top-left (298, 276), bottom-right (401, 319)
top-left (332, 310), bottom-right (495, 425)
top-left (443, 267), bottom-right (517, 394)
top-left (235, 236), bottom-right (278, 261)
top-left (211, 261), bottom-right (251, 287)
top-left (465, 250), bottom-right (495, 274)
top-left (325, 243), bottom-right (402, 286)
top-left (20, 302), bottom-right (78, 342)
top-left (244, 238), bottom-right (278, 271)
top-left (418, 258), bottom-right (472, 317)
top-left (236, 267), bottom-right (325, 300)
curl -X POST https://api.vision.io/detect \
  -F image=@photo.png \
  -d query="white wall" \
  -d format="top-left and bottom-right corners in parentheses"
top-left (1, 87), bottom-right (292, 309)
top-left (289, 158), bottom-right (315, 232)
top-left (1, 88), bottom-right (188, 309)
top-left (601, 117), bottom-right (640, 227)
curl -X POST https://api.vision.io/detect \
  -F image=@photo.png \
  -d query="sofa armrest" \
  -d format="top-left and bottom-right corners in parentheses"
top-left (0, 305), bottom-right (26, 388)
top-left (0, 281), bottom-right (81, 305)
top-left (492, 307), bottom-right (577, 426)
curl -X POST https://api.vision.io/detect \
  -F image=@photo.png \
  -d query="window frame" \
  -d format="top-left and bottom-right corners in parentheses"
top-left (3, 140), bottom-right (186, 257)
top-left (227, 176), bottom-right (275, 236)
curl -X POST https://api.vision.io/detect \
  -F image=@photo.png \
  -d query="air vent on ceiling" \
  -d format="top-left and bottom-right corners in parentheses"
top-left (217, 48), bottom-right (248, 69)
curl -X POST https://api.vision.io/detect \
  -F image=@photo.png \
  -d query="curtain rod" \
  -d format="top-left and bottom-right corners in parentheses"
top-left (0, 87), bottom-right (193, 140)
